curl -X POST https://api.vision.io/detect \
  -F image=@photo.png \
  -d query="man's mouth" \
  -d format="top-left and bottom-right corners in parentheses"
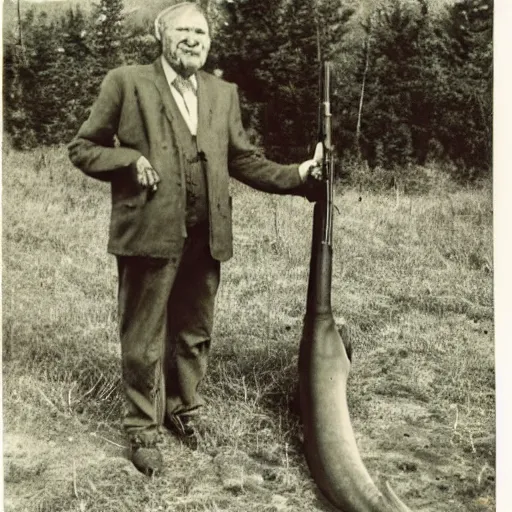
top-left (180, 47), bottom-right (200, 57)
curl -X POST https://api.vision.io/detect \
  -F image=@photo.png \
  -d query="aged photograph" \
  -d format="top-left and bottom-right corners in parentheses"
top-left (3, 0), bottom-right (497, 511)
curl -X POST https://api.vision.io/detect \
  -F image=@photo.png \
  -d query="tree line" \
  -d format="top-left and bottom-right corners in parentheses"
top-left (3, 0), bottom-right (492, 183)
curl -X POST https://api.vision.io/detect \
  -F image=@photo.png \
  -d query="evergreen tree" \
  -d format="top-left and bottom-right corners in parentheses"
top-left (3, 8), bottom-right (35, 148)
top-left (211, 0), bottom-right (287, 148)
top-left (90, 0), bottom-right (126, 70)
top-left (53, 7), bottom-right (97, 142)
top-left (212, 0), bottom-right (285, 102)
top-left (5, 10), bottom-right (62, 147)
top-left (1, 0), bottom-right (493, 182)
top-left (213, 0), bottom-right (353, 162)
top-left (436, 0), bottom-right (492, 178)
top-left (123, 24), bottom-right (160, 66)
top-left (257, 0), bottom-right (319, 159)
top-left (356, 0), bottom-right (430, 169)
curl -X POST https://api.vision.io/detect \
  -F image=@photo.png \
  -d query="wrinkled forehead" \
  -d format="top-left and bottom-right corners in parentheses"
top-left (155, 4), bottom-right (209, 39)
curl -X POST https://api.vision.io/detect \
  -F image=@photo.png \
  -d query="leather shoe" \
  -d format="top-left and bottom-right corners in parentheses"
top-left (131, 445), bottom-right (163, 476)
top-left (166, 413), bottom-right (196, 436)
top-left (165, 414), bottom-right (199, 449)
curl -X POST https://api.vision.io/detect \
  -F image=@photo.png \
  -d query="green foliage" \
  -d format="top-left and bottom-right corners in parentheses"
top-left (354, 0), bottom-right (436, 168)
top-left (435, 0), bottom-right (493, 179)
top-left (4, 10), bottom-right (61, 148)
top-left (2, 0), bottom-right (493, 182)
top-left (213, 0), bottom-right (355, 162)
top-left (90, 0), bottom-right (125, 69)
top-left (209, 0), bottom-right (286, 154)
top-left (3, 0), bottom-right (136, 148)
top-left (341, 0), bottom-right (492, 180)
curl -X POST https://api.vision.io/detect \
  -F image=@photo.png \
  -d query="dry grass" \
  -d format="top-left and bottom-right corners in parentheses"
top-left (3, 146), bottom-right (494, 511)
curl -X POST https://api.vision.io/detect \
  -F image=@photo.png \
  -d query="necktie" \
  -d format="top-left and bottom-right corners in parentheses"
top-left (173, 75), bottom-right (196, 99)
top-left (172, 74), bottom-right (197, 134)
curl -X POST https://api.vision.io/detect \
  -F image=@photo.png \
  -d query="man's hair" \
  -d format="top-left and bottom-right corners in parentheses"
top-left (154, 2), bottom-right (209, 42)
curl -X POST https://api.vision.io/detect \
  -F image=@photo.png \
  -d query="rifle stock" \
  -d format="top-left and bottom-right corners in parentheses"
top-left (298, 62), bottom-right (413, 512)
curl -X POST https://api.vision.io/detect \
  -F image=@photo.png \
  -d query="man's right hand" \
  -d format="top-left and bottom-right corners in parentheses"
top-left (135, 156), bottom-right (160, 192)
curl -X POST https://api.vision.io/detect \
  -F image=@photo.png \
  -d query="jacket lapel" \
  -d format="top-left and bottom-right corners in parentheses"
top-left (152, 58), bottom-right (178, 124)
top-left (151, 59), bottom-right (214, 151)
top-left (196, 71), bottom-right (214, 152)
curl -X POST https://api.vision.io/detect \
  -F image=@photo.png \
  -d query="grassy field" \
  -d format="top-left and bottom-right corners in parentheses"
top-left (3, 146), bottom-right (494, 511)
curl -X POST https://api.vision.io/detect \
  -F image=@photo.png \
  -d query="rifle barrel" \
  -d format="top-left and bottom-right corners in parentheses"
top-left (321, 61), bottom-right (334, 246)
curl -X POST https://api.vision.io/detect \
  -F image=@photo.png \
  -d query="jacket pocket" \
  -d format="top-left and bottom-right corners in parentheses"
top-left (111, 167), bottom-right (148, 208)
top-left (119, 193), bottom-right (145, 208)
top-left (114, 190), bottom-right (147, 209)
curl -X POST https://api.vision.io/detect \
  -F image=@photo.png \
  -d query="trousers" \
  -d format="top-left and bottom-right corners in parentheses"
top-left (116, 224), bottom-right (220, 441)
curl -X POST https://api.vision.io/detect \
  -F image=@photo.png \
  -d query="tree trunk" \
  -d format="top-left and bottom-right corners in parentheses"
top-left (356, 28), bottom-right (371, 162)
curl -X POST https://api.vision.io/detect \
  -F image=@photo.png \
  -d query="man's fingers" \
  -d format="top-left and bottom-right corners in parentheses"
top-left (137, 167), bottom-right (149, 187)
top-left (146, 168), bottom-right (158, 187)
top-left (152, 169), bottom-right (161, 186)
top-left (135, 156), bottom-right (160, 189)
top-left (147, 169), bottom-right (160, 192)
top-left (310, 165), bottom-right (323, 180)
top-left (136, 163), bottom-right (160, 190)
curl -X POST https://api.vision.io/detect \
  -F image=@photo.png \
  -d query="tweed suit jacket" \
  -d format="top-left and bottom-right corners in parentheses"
top-left (69, 58), bottom-right (304, 261)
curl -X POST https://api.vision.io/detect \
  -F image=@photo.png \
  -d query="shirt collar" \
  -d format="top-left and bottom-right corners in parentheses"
top-left (161, 56), bottom-right (198, 90)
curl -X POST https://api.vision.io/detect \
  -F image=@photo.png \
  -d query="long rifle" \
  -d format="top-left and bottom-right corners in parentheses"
top-left (298, 62), bottom-right (413, 512)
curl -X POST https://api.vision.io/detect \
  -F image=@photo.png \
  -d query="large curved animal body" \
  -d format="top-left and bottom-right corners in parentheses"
top-left (298, 62), bottom-right (413, 512)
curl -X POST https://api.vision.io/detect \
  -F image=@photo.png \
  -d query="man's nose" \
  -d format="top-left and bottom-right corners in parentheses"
top-left (184, 34), bottom-right (199, 46)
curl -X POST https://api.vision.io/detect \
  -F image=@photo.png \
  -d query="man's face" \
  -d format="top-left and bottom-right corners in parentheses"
top-left (160, 8), bottom-right (211, 77)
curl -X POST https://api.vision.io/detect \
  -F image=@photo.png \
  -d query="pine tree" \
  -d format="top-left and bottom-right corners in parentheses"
top-left (6, 10), bottom-right (62, 147)
top-left (90, 0), bottom-right (126, 71)
top-left (213, 0), bottom-right (354, 162)
top-left (354, 0), bottom-right (438, 169)
top-left (210, 0), bottom-right (288, 149)
top-left (53, 7), bottom-right (97, 142)
top-left (435, 0), bottom-right (492, 178)
top-left (3, 7), bottom-right (35, 148)
top-left (257, 0), bottom-right (319, 159)
top-left (213, 0), bottom-right (286, 103)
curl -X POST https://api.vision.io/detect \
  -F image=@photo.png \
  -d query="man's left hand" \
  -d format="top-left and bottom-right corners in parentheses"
top-left (299, 142), bottom-right (324, 182)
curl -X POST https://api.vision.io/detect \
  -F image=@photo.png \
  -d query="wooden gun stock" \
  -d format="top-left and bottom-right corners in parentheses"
top-left (298, 62), bottom-right (413, 512)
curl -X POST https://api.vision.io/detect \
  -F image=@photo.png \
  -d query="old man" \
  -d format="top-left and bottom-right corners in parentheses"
top-left (69, 1), bottom-right (322, 475)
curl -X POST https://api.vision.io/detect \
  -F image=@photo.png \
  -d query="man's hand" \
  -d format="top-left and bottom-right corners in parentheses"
top-left (298, 142), bottom-right (324, 182)
top-left (135, 156), bottom-right (160, 192)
